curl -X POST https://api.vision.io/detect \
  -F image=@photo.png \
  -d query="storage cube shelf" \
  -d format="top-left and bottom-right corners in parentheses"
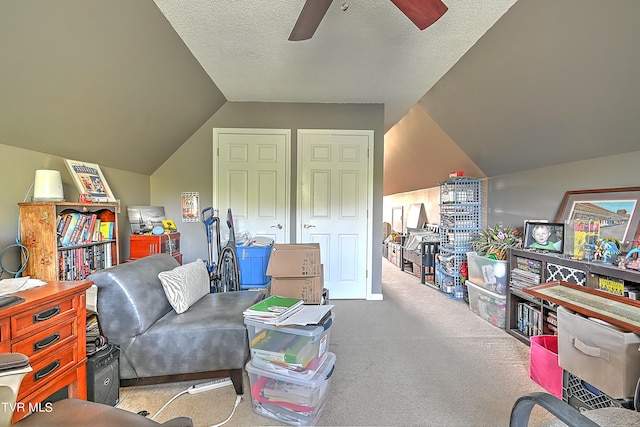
top-left (436, 178), bottom-right (482, 300)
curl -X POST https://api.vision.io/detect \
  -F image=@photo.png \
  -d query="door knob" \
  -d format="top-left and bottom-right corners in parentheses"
top-left (303, 224), bottom-right (316, 229)
top-left (270, 224), bottom-right (283, 229)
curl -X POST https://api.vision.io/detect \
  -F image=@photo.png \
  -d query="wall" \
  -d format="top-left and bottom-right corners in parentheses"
top-left (0, 144), bottom-right (150, 277)
top-left (152, 101), bottom-right (385, 297)
top-left (487, 150), bottom-right (640, 229)
top-left (383, 187), bottom-right (440, 233)
top-left (383, 150), bottom-right (640, 248)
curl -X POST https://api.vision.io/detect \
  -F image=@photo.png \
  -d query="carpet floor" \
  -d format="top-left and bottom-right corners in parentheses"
top-left (115, 259), bottom-right (556, 426)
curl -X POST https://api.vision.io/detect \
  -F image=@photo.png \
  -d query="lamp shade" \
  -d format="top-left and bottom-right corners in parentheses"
top-left (33, 170), bottom-right (64, 202)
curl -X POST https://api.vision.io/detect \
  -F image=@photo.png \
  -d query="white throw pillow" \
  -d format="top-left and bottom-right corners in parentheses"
top-left (158, 259), bottom-right (210, 314)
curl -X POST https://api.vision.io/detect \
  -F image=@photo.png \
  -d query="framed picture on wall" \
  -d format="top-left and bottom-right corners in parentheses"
top-left (556, 187), bottom-right (640, 245)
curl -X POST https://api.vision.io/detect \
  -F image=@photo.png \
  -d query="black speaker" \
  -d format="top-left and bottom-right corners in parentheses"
top-left (86, 344), bottom-right (120, 406)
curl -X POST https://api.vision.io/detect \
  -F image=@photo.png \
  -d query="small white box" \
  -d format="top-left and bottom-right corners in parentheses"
top-left (558, 306), bottom-right (640, 398)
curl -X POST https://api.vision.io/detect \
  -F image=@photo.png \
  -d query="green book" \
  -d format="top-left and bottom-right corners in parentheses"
top-left (243, 295), bottom-right (304, 319)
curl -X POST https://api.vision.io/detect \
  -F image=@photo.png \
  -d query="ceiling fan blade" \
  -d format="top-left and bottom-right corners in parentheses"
top-left (289, 0), bottom-right (333, 41)
top-left (390, 0), bottom-right (448, 30)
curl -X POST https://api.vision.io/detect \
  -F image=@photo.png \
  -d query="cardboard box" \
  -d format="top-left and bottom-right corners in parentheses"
top-left (271, 273), bottom-right (323, 304)
top-left (266, 243), bottom-right (322, 277)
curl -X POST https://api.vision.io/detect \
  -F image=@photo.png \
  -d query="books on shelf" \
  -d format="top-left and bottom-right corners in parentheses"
top-left (57, 211), bottom-right (106, 247)
top-left (243, 295), bottom-right (304, 324)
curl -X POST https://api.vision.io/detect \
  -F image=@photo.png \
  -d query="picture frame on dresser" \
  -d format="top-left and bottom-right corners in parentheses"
top-left (556, 186), bottom-right (640, 246)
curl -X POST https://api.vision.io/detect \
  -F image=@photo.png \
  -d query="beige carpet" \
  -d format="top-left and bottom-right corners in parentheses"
top-left (115, 259), bottom-right (556, 426)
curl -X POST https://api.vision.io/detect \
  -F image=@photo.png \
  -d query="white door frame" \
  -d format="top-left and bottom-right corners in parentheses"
top-left (296, 129), bottom-right (374, 299)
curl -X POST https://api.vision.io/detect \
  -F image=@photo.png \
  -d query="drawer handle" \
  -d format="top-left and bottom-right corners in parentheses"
top-left (33, 306), bottom-right (61, 323)
top-left (34, 360), bottom-right (60, 381)
top-left (33, 332), bottom-right (61, 352)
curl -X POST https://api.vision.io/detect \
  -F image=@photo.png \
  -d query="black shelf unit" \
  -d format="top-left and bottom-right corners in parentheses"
top-left (507, 248), bottom-right (640, 345)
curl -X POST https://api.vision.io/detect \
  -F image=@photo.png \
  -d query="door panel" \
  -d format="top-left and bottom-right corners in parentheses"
top-left (214, 128), bottom-right (290, 243)
top-left (298, 129), bottom-right (373, 299)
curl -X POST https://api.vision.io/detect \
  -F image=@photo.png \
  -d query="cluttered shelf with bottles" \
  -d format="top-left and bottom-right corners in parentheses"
top-left (507, 247), bottom-right (640, 345)
top-left (18, 202), bottom-right (119, 282)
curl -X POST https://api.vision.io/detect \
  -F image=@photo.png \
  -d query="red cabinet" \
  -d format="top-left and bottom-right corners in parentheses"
top-left (129, 232), bottom-right (182, 264)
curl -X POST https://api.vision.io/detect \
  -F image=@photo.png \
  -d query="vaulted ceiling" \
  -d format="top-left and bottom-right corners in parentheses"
top-left (1, 1), bottom-right (639, 193)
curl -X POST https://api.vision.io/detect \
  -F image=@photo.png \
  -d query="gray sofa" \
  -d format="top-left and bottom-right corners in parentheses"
top-left (87, 253), bottom-right (264, 394)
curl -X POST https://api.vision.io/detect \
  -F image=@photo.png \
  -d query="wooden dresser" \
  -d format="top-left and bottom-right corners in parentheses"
top-left (0, 281), bottom-right (91, 423)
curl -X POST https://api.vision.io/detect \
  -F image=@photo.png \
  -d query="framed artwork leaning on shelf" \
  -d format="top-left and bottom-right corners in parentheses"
top-left (64, 158), bottom-right (116, 202)
top-left (556, 186), bottom-right (640, 247)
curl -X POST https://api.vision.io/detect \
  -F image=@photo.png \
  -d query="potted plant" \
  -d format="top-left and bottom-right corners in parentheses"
top-left (471, 223), bottom-right (522, 261)
top-left (467, 224), bottom-right (523, 294)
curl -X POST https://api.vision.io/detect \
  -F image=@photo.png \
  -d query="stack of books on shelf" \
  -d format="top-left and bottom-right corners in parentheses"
top-left (510, 256), bottom-right (542, 291)
top-left (243, 295), bottom-right (336, 426)
top-left (510, 268), bottom-right (541, 291)
top-left (517, 301), bottom-right (543, 337)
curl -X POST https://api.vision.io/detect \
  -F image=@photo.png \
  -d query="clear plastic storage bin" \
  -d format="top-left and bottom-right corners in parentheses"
top-left (466, 280), bottom-right (506, 328)
top-left (245, 314), bottom-right (334, 369)
top-left (247, 352), bottom-right (335, 426)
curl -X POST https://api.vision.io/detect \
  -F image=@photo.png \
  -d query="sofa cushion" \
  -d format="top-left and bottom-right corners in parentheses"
top-left (158, 259), bottom-right (210, 314)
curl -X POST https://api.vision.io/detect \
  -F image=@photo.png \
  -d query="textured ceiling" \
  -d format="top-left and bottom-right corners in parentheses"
top-left (153, 0), bottom-right (517, 132)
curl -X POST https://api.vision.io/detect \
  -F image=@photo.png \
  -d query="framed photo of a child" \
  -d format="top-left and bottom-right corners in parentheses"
top-left (524, 222), bottom-right (564, 253)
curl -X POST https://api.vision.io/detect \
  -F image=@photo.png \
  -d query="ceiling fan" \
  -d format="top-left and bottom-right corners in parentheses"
top-left (289, 0), bottom-right (448, 41)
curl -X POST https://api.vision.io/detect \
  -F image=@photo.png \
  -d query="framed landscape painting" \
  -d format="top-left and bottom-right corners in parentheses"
top-left (556, 187), bottom-right (640, 245)
top-left (64, 158), bottom-right (116, 202)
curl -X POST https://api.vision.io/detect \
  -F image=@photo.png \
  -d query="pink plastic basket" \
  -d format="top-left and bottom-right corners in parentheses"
top-left (529, 335), bottom-right (562, 398)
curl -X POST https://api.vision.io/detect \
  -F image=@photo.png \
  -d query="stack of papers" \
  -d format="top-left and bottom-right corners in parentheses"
top-left (244, 295), bottom-right (304, 324)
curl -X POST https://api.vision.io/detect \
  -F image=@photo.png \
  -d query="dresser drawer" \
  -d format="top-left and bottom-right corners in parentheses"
top-left (18, 342), bottom-right (78, 398)
top-left (11, 296), bottom-right (77, 339)
top-left (0, 319), bottom-right (9, 352)
top-left (12, 317), bottom-right (76, 361)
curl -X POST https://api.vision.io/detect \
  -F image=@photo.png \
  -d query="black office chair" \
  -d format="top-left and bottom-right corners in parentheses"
top-left (0, 353), bottom-right (192, 427)
top-left (510, 391), bottom-right (640, 427)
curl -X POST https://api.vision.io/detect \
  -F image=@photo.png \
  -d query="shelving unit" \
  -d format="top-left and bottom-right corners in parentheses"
top-left (507, 247), bottom-right (640, 345)
top-left (436, 178), bottom-right (482, 300)
top-left (19, 202), bottom-right (119, 281)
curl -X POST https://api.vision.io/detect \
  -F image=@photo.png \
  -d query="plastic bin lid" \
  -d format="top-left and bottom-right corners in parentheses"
top-left (244, 313), bottom-right (334, 338)
top-left (465, 280), bottom-right (506, 300)
top-left (247, 352), bottom-right (335, 387)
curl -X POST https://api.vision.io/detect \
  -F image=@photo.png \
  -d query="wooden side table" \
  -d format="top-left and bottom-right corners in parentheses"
top-left (0, 280), bottom-right (91, 423)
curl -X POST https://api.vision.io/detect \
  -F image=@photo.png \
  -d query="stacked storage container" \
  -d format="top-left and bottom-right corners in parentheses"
top-left (465, 252), bottom-right (508, 329)
top-left (245, 243), bottom-right (336, 426)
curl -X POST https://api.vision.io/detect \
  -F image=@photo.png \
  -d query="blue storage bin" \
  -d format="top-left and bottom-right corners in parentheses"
top-left (237, 245), bottom-right (272, 286)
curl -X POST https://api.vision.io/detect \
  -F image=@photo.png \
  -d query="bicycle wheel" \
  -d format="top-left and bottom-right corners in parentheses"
top-left (216, 246), bottom-right (240, 292)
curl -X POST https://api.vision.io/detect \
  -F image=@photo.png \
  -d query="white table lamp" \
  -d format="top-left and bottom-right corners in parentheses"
top-left (33, 169), bottom-right (64, 202)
